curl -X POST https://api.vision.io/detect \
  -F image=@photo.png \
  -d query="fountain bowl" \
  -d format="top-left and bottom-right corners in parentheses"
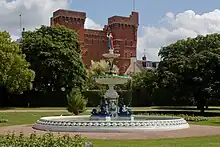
top-left (33, 115), bottom-right (189, 133)
top-left (96, 75), bottom-right (130, 85)
top-left (103, 53), bottom-right (120, 59)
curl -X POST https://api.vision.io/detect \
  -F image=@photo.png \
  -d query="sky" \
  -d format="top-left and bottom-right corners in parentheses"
top-left (1, 0), bottom-right (220, 61)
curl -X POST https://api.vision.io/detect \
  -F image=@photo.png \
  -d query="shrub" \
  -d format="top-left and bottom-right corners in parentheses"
top-left (178, 114), bottom-right (208, 122)
top-left (0, 132), bottom-right (86, 147)
top-left (67, 88), bottom-right (87, 115)
top-left (0, 118), bottom-right (8, 123)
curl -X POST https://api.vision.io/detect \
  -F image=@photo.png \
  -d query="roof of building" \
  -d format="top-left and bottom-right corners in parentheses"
top-left (135, 60), bottom-right (155, 72)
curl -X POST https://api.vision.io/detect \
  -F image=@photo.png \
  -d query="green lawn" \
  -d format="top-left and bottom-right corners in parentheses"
top-left (0, 111), bottom-right (88, 126)
top-left (0, 107), bottom-right (66, 110)
top-left (89, 135), bottom-right (220, 147)
top-left (189, 117), bottom-right (220, 126)
top-left (0, 112), bottom-right (68, 126)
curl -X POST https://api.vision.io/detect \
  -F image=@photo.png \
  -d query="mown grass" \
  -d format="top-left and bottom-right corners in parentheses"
top-left (189, 117), bottom-right (220, 126)
top-left (90, 135), bottom-right (220, 147)
top-left (0, 111), bottom-right (90, 126)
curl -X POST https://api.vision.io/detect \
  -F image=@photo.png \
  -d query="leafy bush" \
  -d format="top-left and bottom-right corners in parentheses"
top-left (0, 118), bottom-right (8, 123)
top-left (67, 88), bottom-right (87, 115)
top-left (178, 114), bottom-right (208, 121)
top-left (144, 113), bottom-right (208, 122)
top-left (0, 132), bottom-right (86, 147)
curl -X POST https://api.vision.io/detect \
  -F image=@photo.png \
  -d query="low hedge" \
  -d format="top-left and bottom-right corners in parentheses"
top-left (133, 110), bottom-right (220, 117)
top-left (0, 132), bottom-right (87, 147)
top-left (143, 113), bottom-right (208, 122)
top-left (0, 119), bottom-right (8, 123)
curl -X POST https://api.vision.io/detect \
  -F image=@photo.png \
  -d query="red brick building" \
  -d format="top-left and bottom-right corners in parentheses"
top-left (50, 9), bottom-right (139, 74)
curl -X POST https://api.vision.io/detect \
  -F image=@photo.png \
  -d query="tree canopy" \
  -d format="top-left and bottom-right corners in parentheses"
top-left (158, 34), bottom-right (220, 112)
top-left (20, 26), bottom-right (87, 94)
top-left (0, 31), bottom-right (35, 93)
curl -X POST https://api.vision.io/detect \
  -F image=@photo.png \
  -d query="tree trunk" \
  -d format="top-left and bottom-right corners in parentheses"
top-left (195, 92), bottom-right (205, 114)
top-left (205, 103), bottom-right (209, 110)
top-left (199, 98), bottom-right (205, 114)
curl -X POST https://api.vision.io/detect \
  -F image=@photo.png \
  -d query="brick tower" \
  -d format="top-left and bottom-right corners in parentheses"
top-left (50, 9), bottom-right (139, 74)
top-left (107, 12), bottom-right (139, 73)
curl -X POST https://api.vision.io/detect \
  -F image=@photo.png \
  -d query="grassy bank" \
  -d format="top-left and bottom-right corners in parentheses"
top-left (90, 135), bottom-right (220, 147)
top-left (0, 112), bottom-right (89, 126)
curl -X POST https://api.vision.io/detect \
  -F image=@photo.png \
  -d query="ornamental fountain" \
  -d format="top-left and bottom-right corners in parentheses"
top-left (33, 32), bottom-right (189, 132)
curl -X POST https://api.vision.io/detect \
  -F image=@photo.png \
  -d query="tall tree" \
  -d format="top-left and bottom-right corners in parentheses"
top-left (131, 70), bottom-right (158, 106)
top-left (0, 31), bottom-right (35, 106)
top-left (158, 34), bottom-right (220, 113)
top-left (20, 26), bottom-right (87, 95)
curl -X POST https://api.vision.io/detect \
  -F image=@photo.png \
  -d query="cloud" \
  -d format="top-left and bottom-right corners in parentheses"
top-left (138, 9), bottom-right (220, 61)
top-left (0, 0), bottom-right (69, 40)
top-left (85, 18), bottom-right (103, 30)
top-left (0, 0), bottom-right (103, 40)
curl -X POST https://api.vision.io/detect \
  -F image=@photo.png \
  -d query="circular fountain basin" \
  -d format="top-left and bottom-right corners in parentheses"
top-left (33, 115), bottom-right (189, 133)
top-left (96, 75), bottom-right (130, 85)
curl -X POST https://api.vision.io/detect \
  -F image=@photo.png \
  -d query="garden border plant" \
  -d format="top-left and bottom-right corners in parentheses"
top-left (142, 113), bottom-right (208, 122)
top-left (0, 132), bottom-right (86, 147)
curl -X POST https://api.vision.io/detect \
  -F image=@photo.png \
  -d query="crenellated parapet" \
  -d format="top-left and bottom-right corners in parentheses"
top-left (51, 9), bottom-right (86, 27)
top-left (53, 9), bottom-right (86, 18)
top-left (108, 11), bottom-right (138, 26)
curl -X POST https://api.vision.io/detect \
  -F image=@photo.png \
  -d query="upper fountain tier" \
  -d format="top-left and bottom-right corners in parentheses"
top-left (95, 48), bottom-right (130, 85)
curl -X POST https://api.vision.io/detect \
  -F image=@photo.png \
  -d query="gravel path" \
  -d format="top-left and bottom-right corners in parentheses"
top-left (0, 125), bottom-right (220, 140)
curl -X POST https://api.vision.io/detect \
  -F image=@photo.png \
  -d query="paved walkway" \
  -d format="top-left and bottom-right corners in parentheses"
top-left (0, 125), bottom-right (220, 140)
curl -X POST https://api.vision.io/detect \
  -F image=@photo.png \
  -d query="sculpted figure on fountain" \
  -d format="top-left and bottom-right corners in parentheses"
top-left (107, 32), bottom-right (114, 50)
top-left (118, 104), bottom-right (132, 117)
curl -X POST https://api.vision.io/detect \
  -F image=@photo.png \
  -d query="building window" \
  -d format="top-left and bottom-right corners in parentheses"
top-left (130, 52), bottom-right (132, 57)
top-left (125, 52), bottom-right (127, 57)
top-left (65, 17), bottom-right (69, 22)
